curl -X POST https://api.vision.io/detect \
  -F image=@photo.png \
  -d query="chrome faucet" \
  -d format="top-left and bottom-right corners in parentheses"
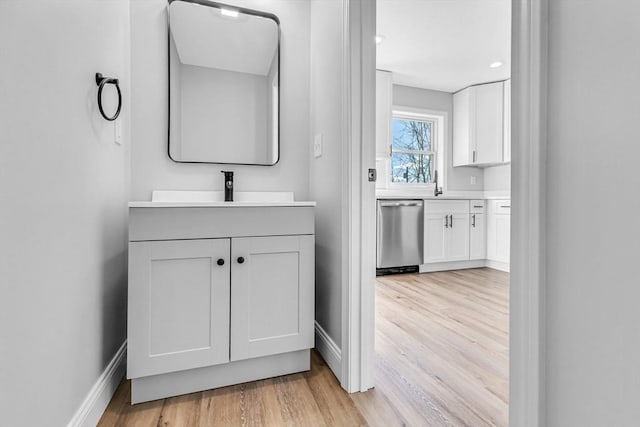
top-left (221, 171), bottom-right (234, 202)
top-left (434, 170), bottom-right (443, 197)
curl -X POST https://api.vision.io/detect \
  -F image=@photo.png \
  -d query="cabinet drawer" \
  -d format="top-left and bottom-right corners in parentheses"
top-left (470, 200), bottom-right (485, 213)
top-left (424, 200), bottom-right (469, 215)
top-left (489, 200), bottom-right (511, 215)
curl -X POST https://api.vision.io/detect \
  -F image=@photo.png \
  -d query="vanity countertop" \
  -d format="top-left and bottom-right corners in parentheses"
top-left (129, 201), bottom-right (316, 208)
top-left (129, 190), bottom-right (316, 208)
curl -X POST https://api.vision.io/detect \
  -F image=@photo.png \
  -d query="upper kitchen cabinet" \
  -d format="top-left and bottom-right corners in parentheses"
top-left (453, 80), bottom-right (510, 167)
top-left (376, 70), bottom-right (393, 158)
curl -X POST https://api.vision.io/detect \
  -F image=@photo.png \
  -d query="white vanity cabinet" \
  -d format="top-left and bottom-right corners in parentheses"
top-left (424, 200), bottom-right (470, 263)
top-left (128, 238), bottom-right (231, 378)
top-left (230, 235), bottom-right (314, 362)
top-left (453, 81), bottom-right (508, 167)
top-left (127, 203), bottom-right (315, 403)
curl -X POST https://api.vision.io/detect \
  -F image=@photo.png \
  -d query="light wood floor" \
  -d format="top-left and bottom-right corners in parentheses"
top-left (99, 268), bottom-right (508, 426)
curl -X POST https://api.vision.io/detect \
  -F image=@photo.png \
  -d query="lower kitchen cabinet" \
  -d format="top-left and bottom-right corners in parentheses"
top-left (487, 200), bottom-right (511, 267)
top-left (470, 200), bottom-right (487, 260)
top-left (424, 200), bottom-right (469, 263)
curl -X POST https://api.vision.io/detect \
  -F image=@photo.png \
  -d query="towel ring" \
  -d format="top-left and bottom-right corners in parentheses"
top-left (95, 73), bottom-right (122, 121)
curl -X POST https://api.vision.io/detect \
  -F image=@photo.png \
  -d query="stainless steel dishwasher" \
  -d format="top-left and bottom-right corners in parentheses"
top-left (376, 199), bottom-right (424, 269)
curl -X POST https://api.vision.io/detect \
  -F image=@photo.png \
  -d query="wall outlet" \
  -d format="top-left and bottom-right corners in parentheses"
top-left (313, 133), bottom-right (323, 158)
top-left (470, 175), bottom-right (477, 185)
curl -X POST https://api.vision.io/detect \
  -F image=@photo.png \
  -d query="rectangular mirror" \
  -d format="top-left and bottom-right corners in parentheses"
top-left (168, 0), bottom-right (280, 165)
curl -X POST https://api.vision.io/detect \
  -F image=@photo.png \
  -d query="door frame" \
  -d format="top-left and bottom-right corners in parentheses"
top-left (341, 0), bottom-right (549, 425)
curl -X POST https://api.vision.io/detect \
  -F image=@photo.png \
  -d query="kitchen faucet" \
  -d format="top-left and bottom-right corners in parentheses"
top-left (434, 170), bottom-right (443, 197)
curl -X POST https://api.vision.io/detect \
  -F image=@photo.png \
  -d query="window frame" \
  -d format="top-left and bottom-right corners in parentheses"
top-left (387, 107), bottom-right (446, 191)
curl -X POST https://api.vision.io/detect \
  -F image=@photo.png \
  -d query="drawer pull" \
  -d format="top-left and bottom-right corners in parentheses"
top-left (216, 258), bottom-right (225, 266)
top-left (472, 214), bottom-right (476, 228)
top-left (500, 205), bottom-right (511, 209)
top-left (473, 205), bottom-right (483, 208)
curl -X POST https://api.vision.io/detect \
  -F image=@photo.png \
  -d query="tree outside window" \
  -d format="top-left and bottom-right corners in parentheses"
top-left (391, 117), bottom-right (436, 184)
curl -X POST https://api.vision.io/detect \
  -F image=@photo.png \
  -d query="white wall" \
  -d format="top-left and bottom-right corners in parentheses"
top-left (0, 1), bottom-right (130, 426)
top-left (130, 0), bottom-right (310, 200)
top-left (545, 1), bottom-right (640, 425)
top-left (309, 0), bottom-right (345, 348)
top-left (392, 84), bottom-right (484, 191)
top-left (484, 164), bottom-right (510, 192)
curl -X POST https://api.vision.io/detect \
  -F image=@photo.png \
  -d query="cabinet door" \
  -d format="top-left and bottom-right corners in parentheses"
top-left (474, 82), bottom-right (504, 165)
top-left (453, 88), bottom-right (473, 166)
top-left (469, 213), bottom-right (487, 260)
top-left (495, 214), bottom-right (511, 263)
top-left (446, 213), bottom-right (470, 261)
top-left (424, 214), bottom-right (447, 263)
top-left (230, 235), bottom-right (314, 361)
top-left (128, 239), bottom-right (230, 378)
top-left (503, 79), bottom-right (511, 163)
top-left (376, 70), bottom-right (393, 158)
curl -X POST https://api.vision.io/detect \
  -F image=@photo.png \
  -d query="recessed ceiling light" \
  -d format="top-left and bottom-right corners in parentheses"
top-left (490, 61), bottom-right (504, 68)
top-left (375, 35), bottom-right (385, 45)
top-left (220, 8), bottom-right (239, 18)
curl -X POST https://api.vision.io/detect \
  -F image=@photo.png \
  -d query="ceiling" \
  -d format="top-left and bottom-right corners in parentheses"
top-left (376, 0), bottom-right (511, 93)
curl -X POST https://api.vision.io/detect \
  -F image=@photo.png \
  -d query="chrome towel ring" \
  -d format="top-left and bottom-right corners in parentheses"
top-left (95, 72), bottom-right (122, 121)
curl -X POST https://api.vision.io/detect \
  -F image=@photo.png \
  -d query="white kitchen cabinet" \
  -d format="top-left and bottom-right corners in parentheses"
top-left (469, 200), bottom-right (487, 260)
top-left (376, 70), bottom-right (393, 158)
top-left (423, 200), bottom-right (470, 263)
top-left (424, 213), bottom-right (447, 263)
top-left (503, 79), bottom-right (511, 163)
top-left (127, 203), bottom-right (315, 403)
top-left (487, 200), bottom-right (511, 268)
top-left (453, 81), bottom-right (506, 167)
top-left (230, 235), bottom-right (314, 361)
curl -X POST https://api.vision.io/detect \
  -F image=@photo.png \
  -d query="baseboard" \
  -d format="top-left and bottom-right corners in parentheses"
top-left (486, 259), bottom-right (510, 272)
top-left (419, 259), bottom-right (487, 273)
top-left (314, 321), bottom-right (342, 382)
top-left (67, 340), bottom-right (127, 427)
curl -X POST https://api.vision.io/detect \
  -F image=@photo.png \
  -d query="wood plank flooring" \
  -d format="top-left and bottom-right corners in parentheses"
top-left (98, 268), bottom-right (508, 426)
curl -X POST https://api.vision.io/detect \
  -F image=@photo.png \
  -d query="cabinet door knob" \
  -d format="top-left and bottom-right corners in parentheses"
top-left (216, 258), bottom-right (225, 266)
top-left (237, 256), bottom-right (245, 264)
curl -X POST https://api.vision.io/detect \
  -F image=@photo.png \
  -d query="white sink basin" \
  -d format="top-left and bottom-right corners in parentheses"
top-left (128, 191), bottom-right (315, 208)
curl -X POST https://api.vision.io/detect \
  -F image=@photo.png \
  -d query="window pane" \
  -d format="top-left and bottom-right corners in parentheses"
top-left (391, 153), bottom-right (433, 184)
top-left (392, 118), bottom-right (433, 151)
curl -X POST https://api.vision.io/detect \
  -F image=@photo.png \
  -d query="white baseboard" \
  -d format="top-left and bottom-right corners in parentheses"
top-left (67, 340), bottom-right (127, 427)
top-left (314, 321), bottom-right (342, 382)
top-left (486, 259), bottom-right (510, 272)
top-left (419, 259), bottom-right (487, 273)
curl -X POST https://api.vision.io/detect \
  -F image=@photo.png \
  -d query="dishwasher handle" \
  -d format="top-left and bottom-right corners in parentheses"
top-left (379, 201), bottom-right (423, 207)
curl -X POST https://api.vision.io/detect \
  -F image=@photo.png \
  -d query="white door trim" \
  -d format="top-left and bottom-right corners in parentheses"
top-left (340, 0), bottom-right (376, 393)
top-left (343, 1), bottom-right (549, 425)
top-left (509, 0), bottom-right (548, 425)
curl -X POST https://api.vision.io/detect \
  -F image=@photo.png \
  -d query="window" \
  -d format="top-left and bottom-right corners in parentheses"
top-left (390, 115), bottom-right (437, 184)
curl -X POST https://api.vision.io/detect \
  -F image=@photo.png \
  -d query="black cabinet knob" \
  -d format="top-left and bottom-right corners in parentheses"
top-left (237, 256), bottom-right (245, 264)
top-left (216, 258), bottom-right (225, 266)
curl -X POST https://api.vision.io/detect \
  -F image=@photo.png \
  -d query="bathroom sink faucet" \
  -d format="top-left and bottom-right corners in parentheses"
top-left (221, 171), bottom-right (234, 202)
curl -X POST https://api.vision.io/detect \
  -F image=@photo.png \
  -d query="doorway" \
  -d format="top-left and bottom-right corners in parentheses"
top-left (344, 0), bottom-right (547, 425)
